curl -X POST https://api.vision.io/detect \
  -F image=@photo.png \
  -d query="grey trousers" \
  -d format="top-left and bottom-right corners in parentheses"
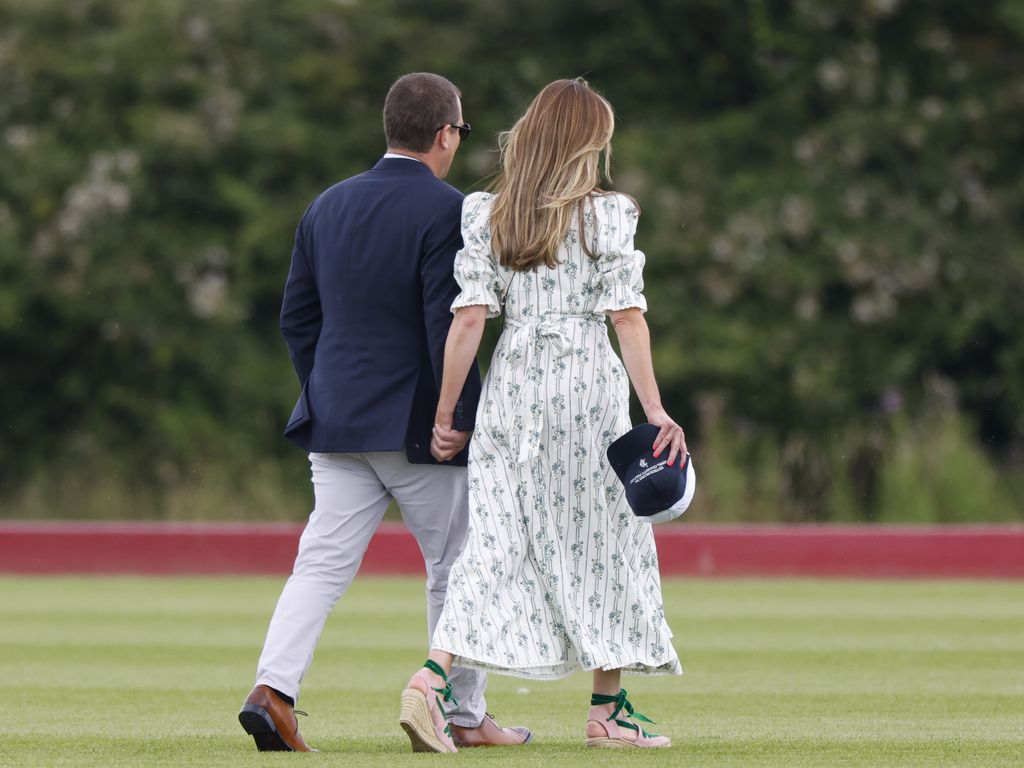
top-left (255, 451), bottom-right (487, 726)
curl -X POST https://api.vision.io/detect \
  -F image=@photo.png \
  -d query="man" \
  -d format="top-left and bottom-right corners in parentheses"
top-left (238, 73), bottom-right (530, 753)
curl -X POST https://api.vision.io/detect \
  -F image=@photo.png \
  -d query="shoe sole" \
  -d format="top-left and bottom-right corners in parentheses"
top-left (586, 736), bottom-right (671, 749)
top-left (239, 705), bottom-right (292, 752)
top-left (399, 689), bottom-right (453, 753)
top-left (452, 727), bottom-right (534, 748)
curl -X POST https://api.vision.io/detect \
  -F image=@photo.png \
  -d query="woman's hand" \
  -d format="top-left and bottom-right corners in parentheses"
top-left (431, 424), bottom-right (470, 462)
top-left (645, 407), bottom-right (687, 467)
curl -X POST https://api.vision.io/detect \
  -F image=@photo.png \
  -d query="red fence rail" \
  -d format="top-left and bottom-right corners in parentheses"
top-left (2, 522), bottom-right (1022, 578)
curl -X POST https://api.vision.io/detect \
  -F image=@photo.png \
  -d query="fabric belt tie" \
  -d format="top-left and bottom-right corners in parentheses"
top-left (503, 314), bottom-right (603, 464)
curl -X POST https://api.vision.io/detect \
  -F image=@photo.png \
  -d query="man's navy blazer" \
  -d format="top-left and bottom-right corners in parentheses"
top-left (279, 156), bottom-right (481, 466)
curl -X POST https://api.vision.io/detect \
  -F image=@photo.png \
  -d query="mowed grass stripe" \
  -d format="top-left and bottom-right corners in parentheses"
top-left (1, 576), bottom-right (1022, 767)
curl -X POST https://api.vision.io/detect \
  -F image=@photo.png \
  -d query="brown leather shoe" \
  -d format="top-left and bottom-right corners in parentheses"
top-left (449, 713), bottom-right (532, 747)
top-left (238, 685), bottom-right (316, 752)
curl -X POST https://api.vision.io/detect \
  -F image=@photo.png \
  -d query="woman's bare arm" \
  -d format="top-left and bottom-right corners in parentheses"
top-left (608, 307), bottom-right (687, 465)
top-left (431, 304), bottom-right (488, 461)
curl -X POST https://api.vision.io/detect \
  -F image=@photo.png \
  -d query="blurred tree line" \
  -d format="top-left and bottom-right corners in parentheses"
top-left (1, 0), bottom-right (1021, 521)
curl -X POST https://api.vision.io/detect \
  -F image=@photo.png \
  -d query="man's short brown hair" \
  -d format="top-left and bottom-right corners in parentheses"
top-left (383, 73), bottom-right (461, 153)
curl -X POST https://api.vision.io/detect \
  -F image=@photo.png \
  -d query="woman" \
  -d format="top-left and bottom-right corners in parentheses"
top-left (399, 78), bottom-right (686, 752)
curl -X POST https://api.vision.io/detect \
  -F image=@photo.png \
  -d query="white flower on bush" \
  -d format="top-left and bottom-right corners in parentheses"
top-left (851, 289), bottom-right (896, 324)
top-left (781, 195), bottom-right (814, 240)
top-left (844, 186), bottom-right (870, 219)
top-left (188, 273), bottom-right (228, 319)
top-left (793, 134), bottom-right (821, 164)
top-left (178, 246), bottom-right (231, 319)
top-left (817, 59), bottom-right (847, 93)
top-left (867, 0), bottom-right (900, 16)
top-left (56, 150), bottom-right (138, 239)
top-left (920, 97), bottom-right (945, 121)
top-left (4, 125), bottom-right (35, 151)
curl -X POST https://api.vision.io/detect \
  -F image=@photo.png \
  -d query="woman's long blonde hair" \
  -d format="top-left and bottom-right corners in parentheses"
top-left (489, 78), bottom-right (616, 271)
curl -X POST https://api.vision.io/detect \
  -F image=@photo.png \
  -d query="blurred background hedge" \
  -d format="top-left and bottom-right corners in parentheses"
top-left (1, 0), bottom-right (1021, 522)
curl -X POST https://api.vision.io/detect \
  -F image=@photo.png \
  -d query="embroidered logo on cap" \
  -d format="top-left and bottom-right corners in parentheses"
top-left (630, 459), bottom-right (668, 484)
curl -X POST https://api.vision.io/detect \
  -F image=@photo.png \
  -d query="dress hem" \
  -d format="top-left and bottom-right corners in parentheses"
top-left (443, 648), bottom-right (683, 681)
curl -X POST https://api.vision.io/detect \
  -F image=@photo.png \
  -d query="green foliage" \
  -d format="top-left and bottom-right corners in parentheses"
top-left (877, 407), bottom-right (1018, 523)
top-left (0, 0), bottom-right (1021, 520)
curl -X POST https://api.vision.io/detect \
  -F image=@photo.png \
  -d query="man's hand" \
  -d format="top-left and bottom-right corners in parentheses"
top-left (431, 424), bottom-right (471, 462)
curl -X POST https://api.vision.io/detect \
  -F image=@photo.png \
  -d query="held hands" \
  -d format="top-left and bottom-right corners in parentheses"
top-left (645, 407), bottom-right (687, 467)
top-left (431, 422), bottom-right (471, 462)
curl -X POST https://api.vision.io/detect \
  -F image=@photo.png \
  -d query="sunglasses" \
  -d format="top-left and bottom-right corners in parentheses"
top-left (437, 122), bottom-right (472, 141)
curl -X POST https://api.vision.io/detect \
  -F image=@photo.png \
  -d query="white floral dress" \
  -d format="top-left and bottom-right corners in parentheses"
top-left (432, 191), bottom-right (682, 680)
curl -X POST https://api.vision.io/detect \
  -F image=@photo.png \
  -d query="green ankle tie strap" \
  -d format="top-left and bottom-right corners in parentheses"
top-left (590, 688), bottom-right (659, 737)
top-left (422, 660), bottom-right (458, 706)
top-left (422, 659), bottom-right (458, 738)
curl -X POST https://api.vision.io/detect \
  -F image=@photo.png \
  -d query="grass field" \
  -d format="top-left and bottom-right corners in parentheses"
top-left (1, 576), bottom-right (1021, 767)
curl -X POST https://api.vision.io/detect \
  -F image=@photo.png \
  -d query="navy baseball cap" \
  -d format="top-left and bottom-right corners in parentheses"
top-left (607, 423), bottom-right (696, 524)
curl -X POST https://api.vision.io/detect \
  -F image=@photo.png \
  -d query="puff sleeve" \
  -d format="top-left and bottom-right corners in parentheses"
top-left (594, 193), bottom-right (648, 314)
top-left (450, 192), bottom-right (503, 318)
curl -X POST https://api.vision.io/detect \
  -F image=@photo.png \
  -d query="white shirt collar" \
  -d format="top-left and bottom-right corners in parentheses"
top-left (383, 152), bottom-right (423, 163)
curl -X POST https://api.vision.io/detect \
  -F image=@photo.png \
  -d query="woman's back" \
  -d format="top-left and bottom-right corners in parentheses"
top-left (428, 76), bottom-right (683, 697)
top-left (456, 190), bottom-right (646, 324)
top-left (450, 187), bottom-right (655, 489)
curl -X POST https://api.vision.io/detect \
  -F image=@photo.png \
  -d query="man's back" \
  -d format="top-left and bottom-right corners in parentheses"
top-left (279, 156), bottom-right (479, 462)
top-left (242, 73), bottom-right (522, 758)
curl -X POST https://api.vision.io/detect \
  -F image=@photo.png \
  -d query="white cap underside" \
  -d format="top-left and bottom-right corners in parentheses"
top-left (638, 458), bottom-right (696, 524)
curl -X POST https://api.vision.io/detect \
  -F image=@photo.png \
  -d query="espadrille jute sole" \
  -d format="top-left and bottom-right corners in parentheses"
top-left (399, 688), bottom-right (454, 753)
top-left (586, 736), bottom-right (671, 748)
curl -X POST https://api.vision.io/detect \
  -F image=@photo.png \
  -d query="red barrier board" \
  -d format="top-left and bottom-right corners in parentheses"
top-left (0, 522), bottom-right (1021, 578)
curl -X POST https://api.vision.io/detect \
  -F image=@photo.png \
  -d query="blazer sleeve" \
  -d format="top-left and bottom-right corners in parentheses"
top-left (421, 193), bottom-right (482, 432)
top-left (279, 202), bottom-right (322, 384)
